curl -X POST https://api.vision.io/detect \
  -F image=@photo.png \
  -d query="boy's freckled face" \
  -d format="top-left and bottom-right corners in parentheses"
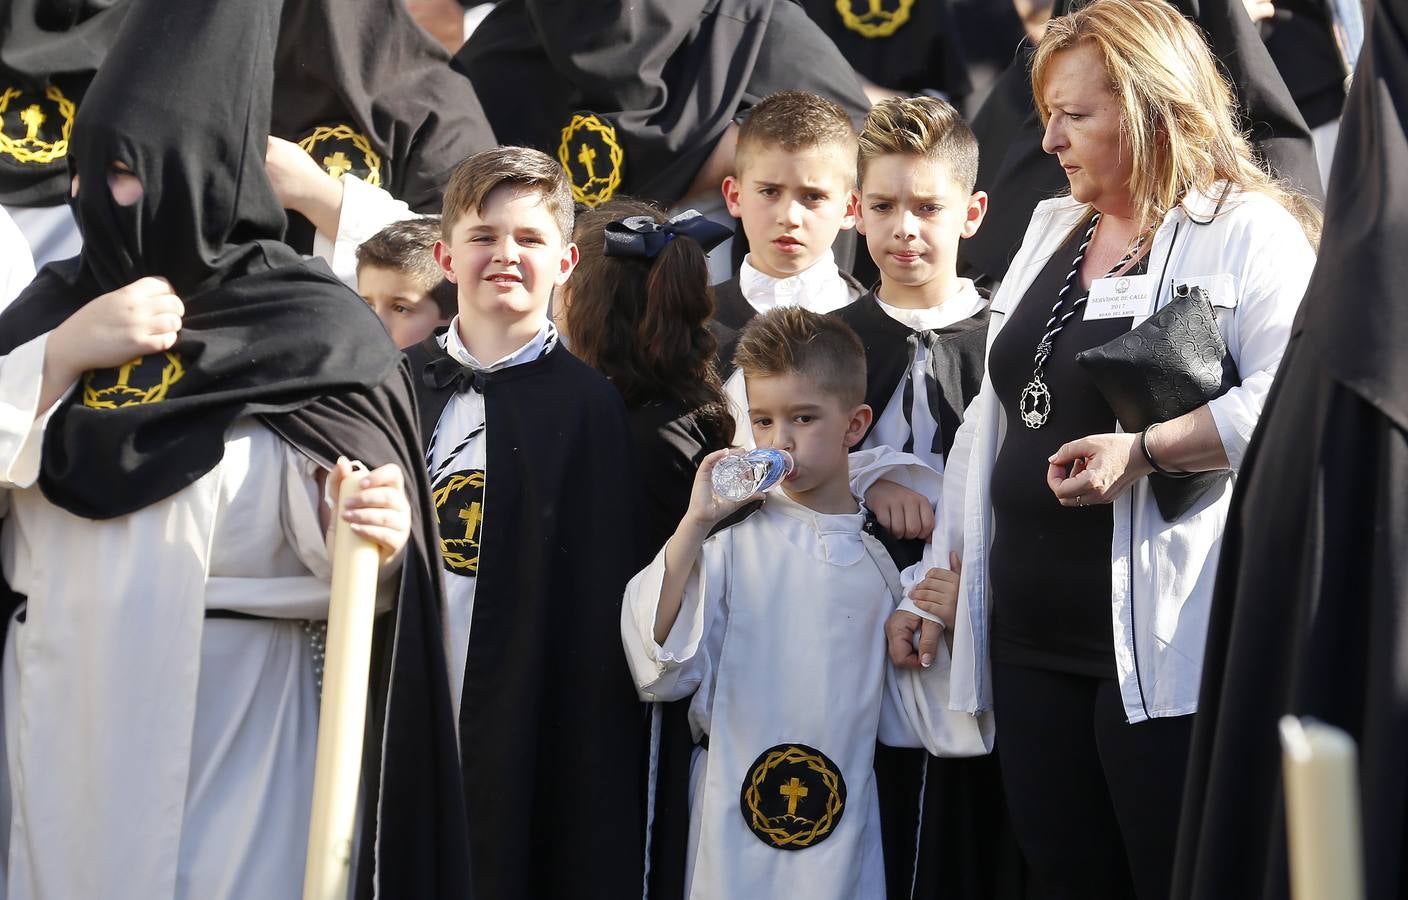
top-left (356, 264), bottom-right (448, 350)
top-left (434, 184), bottom-right (576, 326)
top-left (745, 372), bottom-right (859, 499)
top-left (856, 154), bottom-right (982, 293)
top-left (723, 144), bottom-right (856, 280)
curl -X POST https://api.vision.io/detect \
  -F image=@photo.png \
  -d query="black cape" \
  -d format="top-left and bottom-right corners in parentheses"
top-left (960, 0), bottom-right (1323, 283)
top-left (797, 0), bottom-right (972, 101)
top-left (0, 0), bottom-right (470, 892)
top-left (271, 0), bottom-right (495, 253)
top-left (407, 334), bottom-right (647, 900)
top-left (454, 0), bottom-right (870, 207)
top-left (0, 0), bottom-right (129, 206)
top-left (1173, 1), bottom-right (1408, 896)
top-left (834, 292), bottom-right (1026, 900)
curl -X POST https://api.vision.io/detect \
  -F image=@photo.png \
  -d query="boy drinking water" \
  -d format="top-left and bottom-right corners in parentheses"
top-left (622, 308), bottom-right (991, 900)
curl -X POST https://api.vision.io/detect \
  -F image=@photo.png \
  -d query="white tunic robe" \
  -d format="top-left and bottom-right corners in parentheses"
top-left (0, 331), bottom-right (371, 899)
top-left (622, 479), bottom-right (991, 900)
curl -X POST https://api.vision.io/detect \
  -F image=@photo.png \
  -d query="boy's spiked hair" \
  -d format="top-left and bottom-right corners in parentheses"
top-left (440, 145), bottom-right (574, 245)
top-left (736, 90), bottom-right (859, 177)
top-left (355, 217), bottom-right (457, 317)
top-left (858, 96), bottom-right (979, 193)
top-left (733, 306), bottom-right (866, 408)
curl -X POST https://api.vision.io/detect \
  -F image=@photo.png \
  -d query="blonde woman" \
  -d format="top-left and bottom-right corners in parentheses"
top-left (888, 1), bottom-right (1319, 896)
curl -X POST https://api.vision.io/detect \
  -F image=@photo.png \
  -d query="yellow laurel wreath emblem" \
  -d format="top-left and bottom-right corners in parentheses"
top-left (82, 352), bottom-right (186, 410)
top-left (297, 123), bottom-right (383, 188)
top-left (0, 84), bottom-right (76, 166)
top-left (557, 113), bottom-right (623, 208)
top-left (741, 745), bottom-right (845, 849)
top-left (835, 0), bottom-right (915, 39)
top-left (433, 470), bottom-right (486, 573)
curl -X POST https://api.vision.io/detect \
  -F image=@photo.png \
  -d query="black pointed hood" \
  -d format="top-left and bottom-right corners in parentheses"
top-left (68, 0), bottom-right (294, 298)
top-left (270, 0), bottom-right (495, 214)
top-left (961, 0), bottom-right (1323, 282)
top-left (0, 0), bottom-right (130, 206)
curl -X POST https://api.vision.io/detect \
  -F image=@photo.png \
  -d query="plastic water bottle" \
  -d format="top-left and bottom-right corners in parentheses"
top-left (711, 448), bottom-right (794, 502)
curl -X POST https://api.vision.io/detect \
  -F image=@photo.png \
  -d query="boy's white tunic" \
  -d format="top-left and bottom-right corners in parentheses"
top-left (0, 332), bottom-right (349, 899)
top-left (622, 454), bottom-right (991, 900)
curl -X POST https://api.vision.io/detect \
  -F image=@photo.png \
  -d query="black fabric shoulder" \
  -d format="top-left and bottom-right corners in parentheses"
top-left (707, 498), bottom-right (766, 537)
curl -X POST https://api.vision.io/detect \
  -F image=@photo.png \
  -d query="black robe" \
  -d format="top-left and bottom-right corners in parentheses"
top-left (834, 292), bottom-right (1026, 900)
top-left (454, 0), bottom-right (869, 208)
top-left (960, 0), bottom-right (1323, 283)
top-left (797, 0), bottom-right (972, 102)
top-left (0, 0), bottom-right (470, 893)
top-left (406, 334), bottom-right (647, 900)
top-left (0, 0), bottom-right (129, 206)
top-left (1173, 1), bottom-right (1408, 897)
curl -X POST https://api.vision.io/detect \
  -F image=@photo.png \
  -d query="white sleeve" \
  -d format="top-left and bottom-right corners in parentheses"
top-left (847, 444), bottom-right (945, 502)
top-left (621, 535), bottom-right (727, 702)
top-left (0, 333), bottom-right (75, 492)
top-left (312, 175), bottom-right (418, 288)
top-left (895, 411), bottom-right (975, 623)
top-left (1206, 211), bottom-right (1316, 470)
top-left (880, 654), bottom-right (994, 757)
top-left (0, 207), bottom-right (35, 313)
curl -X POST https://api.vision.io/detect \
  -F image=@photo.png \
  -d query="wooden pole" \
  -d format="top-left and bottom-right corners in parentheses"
top-left (1280, 716), bottom-right (1365, 900)
top-left (304, 463), bottom-right (382, 900)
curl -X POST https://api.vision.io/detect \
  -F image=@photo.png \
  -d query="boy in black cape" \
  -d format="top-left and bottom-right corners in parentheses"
top-left (838, 96), bottom-right (1026, 900)
top-left (407, 145), bottom-right (646, 899)
top-left (1173, 1), bottom-right (1408, 896)
top-left (0, 0), bottom-right (468, 895)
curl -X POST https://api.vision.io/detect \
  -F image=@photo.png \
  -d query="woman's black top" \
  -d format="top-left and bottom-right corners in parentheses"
top-left (986, 219), bottom-right (1146, 677)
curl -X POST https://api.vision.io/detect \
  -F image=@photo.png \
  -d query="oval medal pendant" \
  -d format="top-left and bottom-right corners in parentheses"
top-left (1019, 376), bottom-right (1052, 429)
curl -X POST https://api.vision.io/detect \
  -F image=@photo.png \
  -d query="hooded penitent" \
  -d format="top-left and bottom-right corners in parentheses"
top-left (0, 0), bottom-right (129, 206)
top-left (0, 0), bottom-right (470, 893)
top-left (1173, 0), bottom-right (1408, 896)
top-left (960, 0), bottom-right (1324, 283)
top-left (454, 0), bottom-right (870, 209)
top-left (271, 0), bottom-right (495, 214)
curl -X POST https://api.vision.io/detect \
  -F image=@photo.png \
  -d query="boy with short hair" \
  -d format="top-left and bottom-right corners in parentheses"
top-left (838, 96), bottom-right (1013, 900)
top-left (355, 217), bottom-right (456, 348)
top-left (622, 307), bottom-right (990, 900)
top-left (713, 90), bottom-right (866, 444)
top-left (407, 145), bottom-right (644, 900)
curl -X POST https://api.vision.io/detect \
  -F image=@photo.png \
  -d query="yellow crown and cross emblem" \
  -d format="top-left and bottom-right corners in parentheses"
top-left (740, 743), bottom-right (847, 850)
top-left (82, 352), bottom-right (186, 410)
top-left (0, 83), bottom-right (75, 168)
top-left (835, 0), bottom-right (915, 39)
top-left (558, 113), bottom-right (623, 208)
top-left (433, 469), bottom-right (486, 574)
top-left (297, 123), bottom-right (384, 188)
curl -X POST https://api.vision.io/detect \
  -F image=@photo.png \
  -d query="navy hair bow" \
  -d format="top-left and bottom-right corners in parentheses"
top-left (602, 209), bottom-right (733, 260)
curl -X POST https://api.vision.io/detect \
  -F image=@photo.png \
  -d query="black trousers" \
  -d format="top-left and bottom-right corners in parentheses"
top-left (991, 661), bottom-right (1194, 900)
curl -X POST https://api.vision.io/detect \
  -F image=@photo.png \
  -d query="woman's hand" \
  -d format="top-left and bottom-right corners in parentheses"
top-left (326, 457), bottom-right (412, 562)
top-left (1046, 432), bottom-right (1152, 508)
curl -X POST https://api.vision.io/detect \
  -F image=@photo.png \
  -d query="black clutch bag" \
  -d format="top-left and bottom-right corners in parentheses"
top-left (1075, 284), bottom-right (1240, 521)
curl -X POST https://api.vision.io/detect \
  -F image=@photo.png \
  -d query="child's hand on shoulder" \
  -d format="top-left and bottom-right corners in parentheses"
top-left (864, 478), bottom-right (934, 540)
top-left (683, 448), bottom-right (760, 533)
top-left (908, 551), bottom-right (961, 632)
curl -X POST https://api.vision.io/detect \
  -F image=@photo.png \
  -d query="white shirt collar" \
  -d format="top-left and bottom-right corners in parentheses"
top-left (737, 250), bottom-right (853, 315)
top-left (874, 278), bottom-right (986, 332)
top-left (439, 318), bottom-right (556, 371)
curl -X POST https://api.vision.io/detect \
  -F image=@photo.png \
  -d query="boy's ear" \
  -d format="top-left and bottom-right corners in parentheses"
top-left (961, 191), bottom-right (989, 240)
top-left (433, 239), bottom-right (456, 283)
top-left (844, 402), bottom-right (873, 449)
top-left (850, 189), bottom-right (866, 236)
top-left (721, 174), bottom-right (744, 219)
top-left (555, 241), bottom-right (581, 285)
top-left (838, 188), bottom-right (858, 232)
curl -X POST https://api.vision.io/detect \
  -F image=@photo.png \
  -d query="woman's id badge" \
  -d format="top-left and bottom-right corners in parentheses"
top-left (1085, 273), bottom-right (1154, 320)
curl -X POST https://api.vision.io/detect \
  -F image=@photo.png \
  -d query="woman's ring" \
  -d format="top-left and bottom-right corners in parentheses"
top-left (1076, 495), bottom-right (1085, 507)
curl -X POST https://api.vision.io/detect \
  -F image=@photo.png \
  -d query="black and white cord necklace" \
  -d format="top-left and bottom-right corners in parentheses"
top-left (1018, 213), bottom-right (1143, 429)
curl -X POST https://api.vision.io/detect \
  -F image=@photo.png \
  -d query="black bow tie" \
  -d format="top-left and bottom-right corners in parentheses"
top-left (423, 354), bottom-right (490, 394)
